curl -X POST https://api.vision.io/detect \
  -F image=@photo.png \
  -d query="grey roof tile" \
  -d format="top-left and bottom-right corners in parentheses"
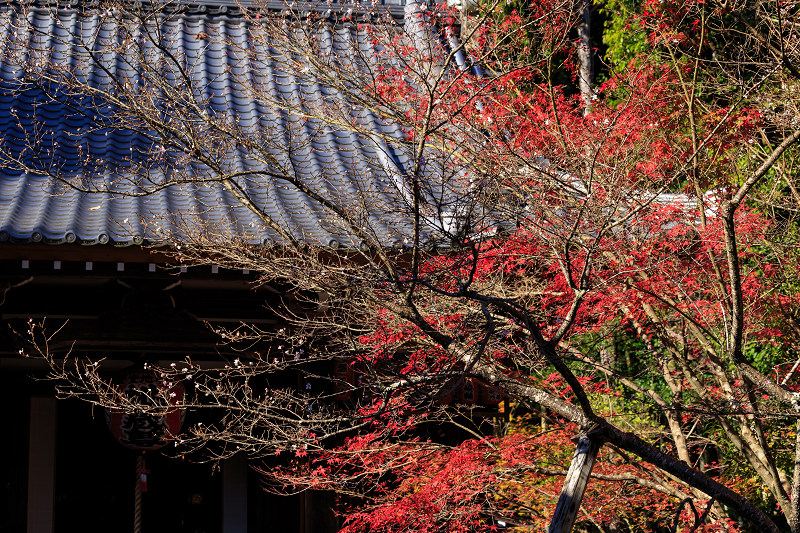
top-left (0, 0), bottom-right (452, 248)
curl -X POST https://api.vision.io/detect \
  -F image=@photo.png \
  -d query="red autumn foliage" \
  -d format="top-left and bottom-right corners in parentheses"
top-left (26, 0), bottom-right (800, 531)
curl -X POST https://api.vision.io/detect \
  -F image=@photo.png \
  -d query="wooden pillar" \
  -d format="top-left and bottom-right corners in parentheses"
top-left (27, 397), bottom-right (57, 533)
top-left (223, 454), bottom-right (248, 533)
top-left (300, 491), bottom-right (309, 533)
top-left (547, 435), bottom-right (601, 533)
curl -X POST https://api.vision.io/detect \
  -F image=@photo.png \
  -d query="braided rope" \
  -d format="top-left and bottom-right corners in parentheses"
top-left (134, 454), bottom-right (143, 533)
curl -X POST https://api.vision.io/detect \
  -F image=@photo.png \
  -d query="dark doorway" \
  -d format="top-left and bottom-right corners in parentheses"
top-left (141, 453), bottom-right (221, 533)
top-left (54, 400), bottom-right (221, 533)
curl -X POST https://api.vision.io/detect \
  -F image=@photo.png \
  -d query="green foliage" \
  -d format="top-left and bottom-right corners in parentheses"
top-left (745, 342), bottom-right (785, 376)
top-left (598, 0), bottom-right (648, 72)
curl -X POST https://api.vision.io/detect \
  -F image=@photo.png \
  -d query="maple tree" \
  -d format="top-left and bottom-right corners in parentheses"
top-left (9, 0), bottom-right (800, 531)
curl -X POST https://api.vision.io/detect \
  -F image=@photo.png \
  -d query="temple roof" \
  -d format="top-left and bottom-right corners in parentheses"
top-left (0, 0), bottom-right (410, 19)
top-left (0, 0), bottom-right (448, 248)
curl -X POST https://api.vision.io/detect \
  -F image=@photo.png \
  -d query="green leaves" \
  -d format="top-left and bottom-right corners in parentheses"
top-left (598, 0), bottom-right (649, 73)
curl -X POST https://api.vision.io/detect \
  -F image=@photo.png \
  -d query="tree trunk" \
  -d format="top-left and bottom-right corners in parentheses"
top-left (790, 418), bottom-right (800, 533)
top-left (548, 434), bottom-right (601, 533)
top-left (576, 0), bottom-right (593, 115)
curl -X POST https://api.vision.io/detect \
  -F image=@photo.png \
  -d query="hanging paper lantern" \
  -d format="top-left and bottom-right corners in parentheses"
top-left (106, 373), bottom-right (184, 451)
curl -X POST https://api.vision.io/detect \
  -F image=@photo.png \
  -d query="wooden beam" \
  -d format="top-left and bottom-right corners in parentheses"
top-left (547, 434), bottom-right (601, 533)
top-left (0, 243), bottom-right (172, 263)
top-left (27, 397), bottom-right (57, 533)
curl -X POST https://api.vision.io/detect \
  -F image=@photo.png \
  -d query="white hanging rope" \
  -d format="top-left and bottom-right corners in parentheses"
top-left (134, 454), bottom-right (143, 533)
